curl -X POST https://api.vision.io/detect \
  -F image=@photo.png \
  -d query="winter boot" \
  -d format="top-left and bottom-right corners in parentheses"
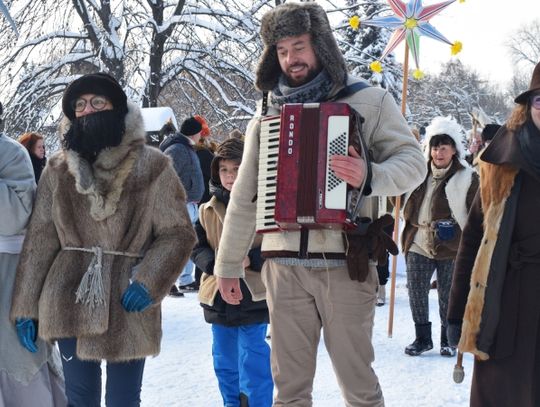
top-left (405, 322), bottom-right (433, 356)
top-left (440, 325), bottom-right (457, 357)
top-left (376, 285), bottom-right (386, 307)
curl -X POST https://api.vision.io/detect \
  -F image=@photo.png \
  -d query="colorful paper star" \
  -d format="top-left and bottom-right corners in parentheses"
top-left (358, 0), bottom-right (459, 70)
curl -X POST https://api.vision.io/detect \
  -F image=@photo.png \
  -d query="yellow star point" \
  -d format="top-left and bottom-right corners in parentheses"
top-left (412, 69), bottom-right (425, 80)
top-left (451, 41), bottom-right (463, 55)
top-left (349, 16), bottom-right (361, 30)
top-left (370, 61), bottom-right (383, 73)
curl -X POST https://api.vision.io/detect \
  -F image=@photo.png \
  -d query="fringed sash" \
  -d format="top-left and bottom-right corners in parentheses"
top-left (63, 246), bottom-right (142, 308)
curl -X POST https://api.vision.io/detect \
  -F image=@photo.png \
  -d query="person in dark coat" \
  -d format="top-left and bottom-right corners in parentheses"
top-left (447, 60), bottom-right (540, 407)
top-left (159, 116), bottom-right (205, 293)
top-left (18, 132), bottom-right (46, 182)
top-left (191, 138), bottom-right (273, 407)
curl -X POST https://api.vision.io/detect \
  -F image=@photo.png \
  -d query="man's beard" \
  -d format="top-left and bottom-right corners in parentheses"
top-left (285, 64), bottom-right (321, 87)
top-left (62, 110), bottom-right (126, 163)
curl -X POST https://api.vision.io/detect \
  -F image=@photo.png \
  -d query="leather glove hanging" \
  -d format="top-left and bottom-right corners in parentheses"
top-left (344, 214), bottom-right (399, 282)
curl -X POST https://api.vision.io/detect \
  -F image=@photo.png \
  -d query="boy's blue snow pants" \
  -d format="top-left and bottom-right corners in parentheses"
top-left (212, 323), bottom-right (273, 407)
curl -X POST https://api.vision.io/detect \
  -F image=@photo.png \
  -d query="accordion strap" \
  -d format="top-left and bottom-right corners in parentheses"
top-left (332, 81), bottom-right (370, 100)
top-left (261, 91), bottom-right (269, 116)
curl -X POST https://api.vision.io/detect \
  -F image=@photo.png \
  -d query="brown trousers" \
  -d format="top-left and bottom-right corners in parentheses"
top-left (261, 260), bottom-right (384, 407)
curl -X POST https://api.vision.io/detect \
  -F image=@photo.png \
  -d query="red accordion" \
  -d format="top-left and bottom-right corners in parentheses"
top-left (256, 102), bottom-right (359, 233)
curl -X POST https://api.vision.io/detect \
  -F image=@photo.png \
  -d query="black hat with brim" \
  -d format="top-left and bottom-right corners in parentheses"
top-left (62, 72), bottom-right (127, 120)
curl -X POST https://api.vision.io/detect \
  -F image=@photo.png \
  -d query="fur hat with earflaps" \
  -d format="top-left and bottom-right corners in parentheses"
top-left (210, 138), bottom-right (244, 184)
top-left (256, 2), bottom-right (347, 91)
top-left (62, 72), bottom-right (128, 120)
top-left (515, 61), bottom-right (540, 105)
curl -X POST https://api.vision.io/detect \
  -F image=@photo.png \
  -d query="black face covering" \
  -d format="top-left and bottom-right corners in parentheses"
top-left (62, 109), bottom-right (126, 163)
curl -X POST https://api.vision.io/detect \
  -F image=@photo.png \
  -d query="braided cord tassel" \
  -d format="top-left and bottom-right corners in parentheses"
top-left (75, 246), bottom-right (105, 308)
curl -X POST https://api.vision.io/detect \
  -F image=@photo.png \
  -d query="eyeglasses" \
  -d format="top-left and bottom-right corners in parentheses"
top-left (72, 95), bottom-right (111, 112)
top-left (530, 94), bottom-right (540, 110)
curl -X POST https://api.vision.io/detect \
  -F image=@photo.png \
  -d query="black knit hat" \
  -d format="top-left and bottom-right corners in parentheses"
top-left (211, 138), bottom-right (244, 183)
top-left (481, 124), bottom-right (501, 143)
top-left (62, 72), bottom-right (128, 120)
top-left (180, 117), bottom-right (203, 137)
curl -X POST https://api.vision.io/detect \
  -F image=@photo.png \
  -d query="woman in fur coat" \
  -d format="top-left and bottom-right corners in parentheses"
top-left (10, 73), bottom-right (196, 407)
top-left (447, 61), bottom-right (540, 407)
top-left (402, 116), bottom-right (479, 357)
top-left (191, 138), bottom-right (272, 407)
top-left (0, 131), bottom-right (66, 406)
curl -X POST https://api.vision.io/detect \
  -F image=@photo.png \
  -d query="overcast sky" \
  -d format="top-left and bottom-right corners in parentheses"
top-left (388, 0), bottom-right (539, 85)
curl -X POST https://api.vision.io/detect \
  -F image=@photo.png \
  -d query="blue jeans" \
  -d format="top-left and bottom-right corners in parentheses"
top-left (212, 323), bottom-right (273, 407)
top-left (57, 338), bottom-right (145, 407)
top-left (178, 201), bottom-right (198, 286)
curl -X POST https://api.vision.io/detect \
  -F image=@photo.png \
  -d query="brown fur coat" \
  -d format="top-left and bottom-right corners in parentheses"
top-left (458, 160), bottom-right (518, 360)
top-left (10, 103), bottom-right (196, 362)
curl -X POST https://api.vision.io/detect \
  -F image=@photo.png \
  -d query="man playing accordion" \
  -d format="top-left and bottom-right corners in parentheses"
top-left (215, 2), bottom-right (426, 405)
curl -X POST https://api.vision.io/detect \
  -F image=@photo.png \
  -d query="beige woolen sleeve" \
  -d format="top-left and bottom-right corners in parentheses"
top-left (366, 93), bottom-right (427, 197)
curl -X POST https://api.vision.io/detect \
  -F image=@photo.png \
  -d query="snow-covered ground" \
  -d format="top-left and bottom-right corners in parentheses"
top-left (140, 255), bottom-right (474, 407)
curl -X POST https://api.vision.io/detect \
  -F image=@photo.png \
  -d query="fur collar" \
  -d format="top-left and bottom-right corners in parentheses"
top-left (402, 158), bottom-right (472, 226)
top-left (445, 165), bottom-right (475, 229)
top-left (459, 160), bottom-right (518, 360)
top-left (51, 102), bottom-right (145, 221)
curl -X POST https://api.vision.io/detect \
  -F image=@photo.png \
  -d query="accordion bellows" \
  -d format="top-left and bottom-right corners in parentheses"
top-left (256, 102), bottom-right (366, 233)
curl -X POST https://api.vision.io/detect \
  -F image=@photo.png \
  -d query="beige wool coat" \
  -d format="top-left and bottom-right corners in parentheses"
top-left (10, 103), bottom-right (196, 362)
top-left (215, 76), bottom-right (427, 278)
top-left (197, 196), bottom-right (266, 307)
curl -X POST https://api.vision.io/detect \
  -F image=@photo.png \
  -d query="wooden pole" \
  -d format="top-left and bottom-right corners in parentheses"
top-left (453, 352), bottom-right (465, 383)
top-left (387, 43), bottom-right (410, 338)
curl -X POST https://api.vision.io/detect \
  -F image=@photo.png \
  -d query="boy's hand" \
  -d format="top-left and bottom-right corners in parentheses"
top-left (217, 276), bottom-right (243, 305)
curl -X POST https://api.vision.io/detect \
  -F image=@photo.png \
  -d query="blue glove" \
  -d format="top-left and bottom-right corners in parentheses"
top-left (121, 281), bottom-right (153, 312)
top-left (16, 318), bottom-right (38, 353)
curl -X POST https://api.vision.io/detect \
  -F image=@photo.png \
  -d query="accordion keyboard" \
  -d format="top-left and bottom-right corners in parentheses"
top-left (256, 116), bottom-right (281, 232)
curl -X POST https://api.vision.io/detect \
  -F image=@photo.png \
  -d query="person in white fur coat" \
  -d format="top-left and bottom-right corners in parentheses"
top-left (401, 116), bottom-right (479, 358)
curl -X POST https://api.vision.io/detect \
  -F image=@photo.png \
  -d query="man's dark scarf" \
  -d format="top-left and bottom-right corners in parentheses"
top-left (270, 69), bottom-right (334, 105)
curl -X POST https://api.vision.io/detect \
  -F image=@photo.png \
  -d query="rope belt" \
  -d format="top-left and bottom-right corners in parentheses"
top-left (63, 246), bottom-right (143, 308)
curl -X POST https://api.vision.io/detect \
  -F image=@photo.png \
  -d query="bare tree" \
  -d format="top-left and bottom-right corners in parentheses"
top-left (507, 20), bottom-right (540, 101)
top-left (507, 19), bottom-right (540, 69)
top-left (0, 0), bottom-right (271, 136)
top-left (408, 60), bottom-right (510, 130)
